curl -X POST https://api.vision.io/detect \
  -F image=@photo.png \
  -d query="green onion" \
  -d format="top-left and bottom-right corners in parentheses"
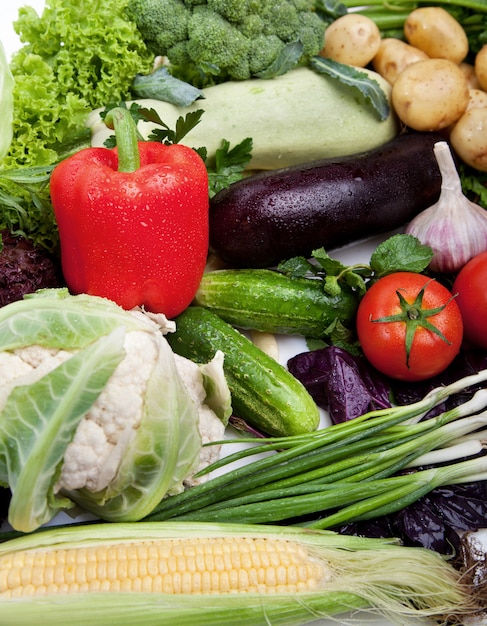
top-left (145, 369), bottom-right (487, 528)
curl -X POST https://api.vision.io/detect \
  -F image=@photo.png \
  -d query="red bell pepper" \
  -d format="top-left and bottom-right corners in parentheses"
top-left (50, 107), bottom-right (209, 319)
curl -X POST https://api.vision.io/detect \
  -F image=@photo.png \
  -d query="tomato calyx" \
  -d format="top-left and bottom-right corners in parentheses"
top-left (370, 282), bottom-right (455, 368)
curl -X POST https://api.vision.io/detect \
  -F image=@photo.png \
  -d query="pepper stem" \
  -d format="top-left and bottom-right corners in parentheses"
top-left (104, 107), bottom-right (140, 173)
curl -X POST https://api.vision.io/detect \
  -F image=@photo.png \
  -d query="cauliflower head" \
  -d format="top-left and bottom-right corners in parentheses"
top-left (0, 289), bottom-right (231, 532)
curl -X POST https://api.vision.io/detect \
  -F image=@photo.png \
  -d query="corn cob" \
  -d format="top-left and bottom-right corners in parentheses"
top-left (1, 535), bottom-right (328, 597)
top-left (0, 521), bottom-right (477, 626)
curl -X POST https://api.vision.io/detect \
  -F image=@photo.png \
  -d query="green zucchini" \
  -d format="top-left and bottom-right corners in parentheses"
top-left (194, 269), bottom-right (358, 338)
top-left (88, 67), bottom-right (398, 170)
top-left (168, 307), bottom-right (320, 437)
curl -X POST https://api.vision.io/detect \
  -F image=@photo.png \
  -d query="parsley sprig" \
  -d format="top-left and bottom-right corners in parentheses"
top-left (203, 138), bottom-right (253, 197)
top-left (102, 103), bottom-right (252, 196)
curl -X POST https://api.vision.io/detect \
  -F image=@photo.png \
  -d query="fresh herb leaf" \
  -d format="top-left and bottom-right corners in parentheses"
top-left (370, 234), bottom-right (434, 276)
top-left (279, 234), bottom-right (434, 299)
top-left (459, 163), bottom-right (487, 208)
top-left (255, 42), bottom-right (304, 79)
top-left (102, 104), bottom-right (204, 147)
top-left (310, 248), bottom-right (349, 276)
top-left (277, 256), bottom-right (315, 278)
top-left (279, 246), bottom-right (372, 296)
top-left (310, 56), bottom-right (390, 121)
top-left (324, 318), bottom-right (359, 350)
top-left (306, 337), bottom-right (328, 351)
top-left (192, 146), bottom-right (207, 162)
top-left (0, 165), bottom-right (55, 187)
top-left (147, 109), bottom-right (205, 145)
top-left (0, 164), bottom-right (59, 251)
top-left (340, 268), bottom-right (372, 295)
top-left (206, 138), bottom-right (253, 197)
top-left (315, 0), bottom-right (348, 21)
top-left (99, 104), bottom-right (252, 195)
top-left (127, 104), bottom-right (168, 126)
top-left (131, 67), bottom-right (204, 107)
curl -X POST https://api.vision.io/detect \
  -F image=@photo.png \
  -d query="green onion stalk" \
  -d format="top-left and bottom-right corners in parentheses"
top-left (341, 0), bottom-right (487, 53)
top-left (145, 369), bottom-right (487, 528)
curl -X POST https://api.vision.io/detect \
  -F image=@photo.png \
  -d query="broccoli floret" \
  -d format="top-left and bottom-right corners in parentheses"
top-left (292, 0), bottom-right (318, 11)
top-left (238, 14), bottom-right (265, 38)
top-left (260, 2), bottom-right (302, 42)
top-left (186, 6), bottom-right (251, 80)
top-left (166, 41), bottom-right (191, 67)
top-left (126, 0), bottom-right (190, 54)
top-left (206, 0), bottom-right (251, 23)
top-left (296, 11), bottom-right (327, 57)
top-left (248, 35), bottom-right (286, 75)
top-left (127, 0), bottom-right (326, 85)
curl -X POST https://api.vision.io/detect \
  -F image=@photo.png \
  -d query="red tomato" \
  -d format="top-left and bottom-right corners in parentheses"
top-left (452, 251), bottom-right (487, 349)
top-left (356, 272), bottom-right (463, 382)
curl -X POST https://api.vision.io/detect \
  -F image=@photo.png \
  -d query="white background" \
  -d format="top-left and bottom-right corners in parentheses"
top-left (2, 0), bottom-right (46, 60)
top-left (1, 2), bottom-right (486, 625)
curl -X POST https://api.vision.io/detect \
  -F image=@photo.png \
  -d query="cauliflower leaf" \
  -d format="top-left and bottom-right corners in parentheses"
top-left (0, 289), bottom-right (231, 531)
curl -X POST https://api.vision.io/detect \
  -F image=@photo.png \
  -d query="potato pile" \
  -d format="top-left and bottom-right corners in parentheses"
top-left (321, 9), bottom-right (487, 172)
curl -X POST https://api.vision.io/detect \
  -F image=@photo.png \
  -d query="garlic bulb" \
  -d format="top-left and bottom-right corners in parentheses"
top-left (406, 140), bottom-right (487, 273)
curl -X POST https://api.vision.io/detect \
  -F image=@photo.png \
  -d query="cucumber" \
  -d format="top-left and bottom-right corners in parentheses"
top-left (194, 269), bottom-right (358, 338)
top-left (88, 67), bottom-right (398, 170)
top-left (167, 307), bottom-right (320, 437)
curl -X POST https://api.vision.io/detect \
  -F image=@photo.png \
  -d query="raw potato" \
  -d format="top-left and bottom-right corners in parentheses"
top-left (372, 38), bottom-right (429, 85)
top-left (450, 107), bottom-right (487, 172)
top-left (392, 58), bottom-right (469, 131)
top-left (404, 7), bottom-right (469, 64)
top-left (475, 45), bottom-right (487, 92)
top-left (467, 88), bottom-right (487, 111)
top-left (321, 14), bottom-right (381, 67)
top-left (459, 62), bottom-right (481, 89)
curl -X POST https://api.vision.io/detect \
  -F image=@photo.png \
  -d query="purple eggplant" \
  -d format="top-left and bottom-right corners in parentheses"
top-left (209, 131), bottom-right (445, 268)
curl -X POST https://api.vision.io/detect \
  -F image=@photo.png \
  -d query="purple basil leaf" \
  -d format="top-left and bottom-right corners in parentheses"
top-left (0, 230), bottom-right (64, 306)
top-left (392, 499), bottom-right (460, 555)
top-left (338, 517), bottom-right (394, 540)
top-left (288, 346), bottom-right (391, 423)
top-left (428, 483), bottom-right (487, 531)
top-left (287, 348), bottom-right (330, 408)
top-left (392, 349), bottom-right (487, 418)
